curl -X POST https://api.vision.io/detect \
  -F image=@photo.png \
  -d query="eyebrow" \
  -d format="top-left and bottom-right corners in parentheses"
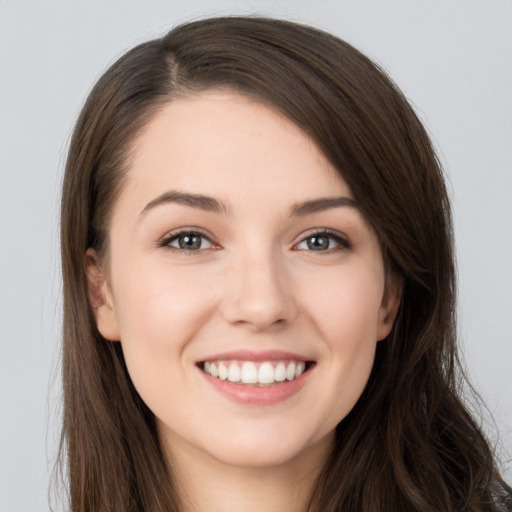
top-left (289, 196), bottom-right (358, 216)
top-left (140, 190), bottom-right (230, 216)
top-left (139, 190), bottom-right (358, 218)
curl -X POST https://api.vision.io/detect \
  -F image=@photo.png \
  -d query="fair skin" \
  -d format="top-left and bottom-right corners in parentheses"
top-left (87, 90), bottom-right (400, 511)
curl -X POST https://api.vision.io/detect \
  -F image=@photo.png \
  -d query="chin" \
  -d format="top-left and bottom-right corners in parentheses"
top-left (202, 426), bottom-right (334, 470)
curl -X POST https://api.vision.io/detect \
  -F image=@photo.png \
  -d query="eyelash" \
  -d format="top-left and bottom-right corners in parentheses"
top-left (295, 229), bottom-right (351, 252)
top-left (159, 229), bottom-right (350, 254)
top-left (159, 229), bottom-right (216, 255)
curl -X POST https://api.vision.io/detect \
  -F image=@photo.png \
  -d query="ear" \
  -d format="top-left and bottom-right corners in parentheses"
top-left (377, 274), bottom-right (402, 341)
top-left (85, 249), bottom-right (120, 341)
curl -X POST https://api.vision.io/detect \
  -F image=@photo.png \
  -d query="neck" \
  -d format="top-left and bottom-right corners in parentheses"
top-left (163, 434), bottom-right (333, 512)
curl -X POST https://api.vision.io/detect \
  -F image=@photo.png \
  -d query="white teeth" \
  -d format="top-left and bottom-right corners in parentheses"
top-left (275, 362), bottom-right (286, 382)
top-left (227, 363), bottom-right (241, 382)
top-left (295, 361), bottom-right (306, 378)
top-left (203, 359), bottom-right (310, 385)
top-left (258, 362), bottom-right (275, 384)
top-left (241, 362), bottom-right (258, 384)
top-left (286, 362), bottom-right (296, 381)
top-left (218, 362), bottom-right (228, 380)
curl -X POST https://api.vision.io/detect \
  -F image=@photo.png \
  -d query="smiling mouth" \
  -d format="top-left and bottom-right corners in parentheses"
top-left (198, 360), bottom-right (315, 386)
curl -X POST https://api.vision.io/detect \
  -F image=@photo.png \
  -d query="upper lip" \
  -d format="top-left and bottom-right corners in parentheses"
top-left (197, 349), bottom-right (313, 363)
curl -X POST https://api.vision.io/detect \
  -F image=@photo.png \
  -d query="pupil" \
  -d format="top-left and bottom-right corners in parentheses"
top-left (308, 236), bottom-right (329, 250)
top-left (179, 235), bottom-right (201, 250)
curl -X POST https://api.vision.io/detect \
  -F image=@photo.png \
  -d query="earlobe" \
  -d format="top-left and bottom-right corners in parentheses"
top-left (377, 275), bottom-right (403, 341)
top-left (85, 249), bottom-right (120, 341)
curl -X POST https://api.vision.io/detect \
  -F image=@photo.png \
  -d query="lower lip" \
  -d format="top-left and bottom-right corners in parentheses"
top-left (200, 367), bottom-right (312, 406)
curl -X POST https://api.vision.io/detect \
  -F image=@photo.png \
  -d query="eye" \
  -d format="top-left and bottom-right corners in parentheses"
top-left (161, 231), bottom-right (215, 252)
top-left (295, 231), bottom-right (349, 252)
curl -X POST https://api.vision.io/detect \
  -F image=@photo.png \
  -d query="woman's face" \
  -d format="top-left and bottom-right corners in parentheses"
top-left (89, 91), bottom-right (400, 470)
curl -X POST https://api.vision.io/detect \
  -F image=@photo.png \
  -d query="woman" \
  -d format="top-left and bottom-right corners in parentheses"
top-left (59, 16), bottom-right (511, 511)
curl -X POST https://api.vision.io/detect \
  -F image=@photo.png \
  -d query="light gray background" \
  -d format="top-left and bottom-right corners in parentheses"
top-left (1, 1), bottom-right (511, 510)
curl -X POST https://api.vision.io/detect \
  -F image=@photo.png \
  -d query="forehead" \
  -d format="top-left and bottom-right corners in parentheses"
top-left (120, 90), bottom-right (351, 215)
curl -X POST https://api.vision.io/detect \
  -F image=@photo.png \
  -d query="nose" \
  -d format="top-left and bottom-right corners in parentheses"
top-left (222, 247), bottom-right (296, 332)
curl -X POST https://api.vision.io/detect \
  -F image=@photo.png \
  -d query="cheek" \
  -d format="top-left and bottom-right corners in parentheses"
top-left (110, 261), bottom-right (219, 397)
top-left (113, 260), bottom-right (217, 346)
top-left (302, 263), bottom-right (385, 346)
top-left (299, 266), bottom-right (383, 418)
top-left (109, 265), bottom-right (223, 435)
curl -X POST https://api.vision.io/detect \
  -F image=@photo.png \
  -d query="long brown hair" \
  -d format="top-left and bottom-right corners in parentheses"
top-left (58, 16), bottom-right (511, 511)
